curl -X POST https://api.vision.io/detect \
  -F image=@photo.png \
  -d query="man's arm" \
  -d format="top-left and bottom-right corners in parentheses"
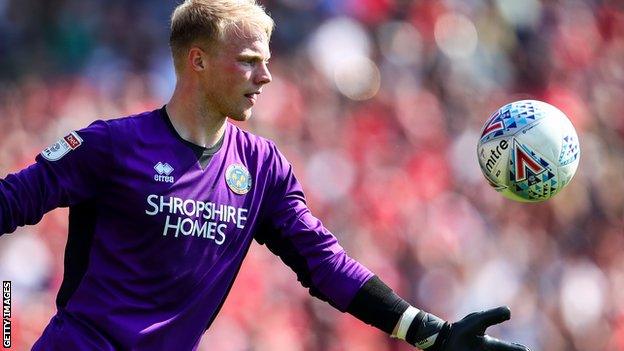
top-left (0, 120), bottom-right (112, 234)
top-left (258, 143), bottom-right (529, 350)
top-left (347, 275), bottom-right (531, 351)
top-left (255, 141), bottom-right (374, 311)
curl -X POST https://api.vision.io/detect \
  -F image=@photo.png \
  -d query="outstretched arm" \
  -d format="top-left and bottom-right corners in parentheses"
top-left (347, 276), bottom-right (530, 351)
top-left (261, 143), bottom-right (529, 350)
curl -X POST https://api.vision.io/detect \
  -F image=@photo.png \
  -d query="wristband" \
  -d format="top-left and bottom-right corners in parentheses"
top-left (392, 306), bottom-right (419, 339)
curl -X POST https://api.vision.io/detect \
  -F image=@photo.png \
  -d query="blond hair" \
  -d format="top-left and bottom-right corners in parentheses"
top-left (169, 0), bottom-right (274, 70)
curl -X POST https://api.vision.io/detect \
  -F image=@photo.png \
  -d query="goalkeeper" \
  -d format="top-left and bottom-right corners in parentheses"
top-left (0, 1), bottom-right (530, 350)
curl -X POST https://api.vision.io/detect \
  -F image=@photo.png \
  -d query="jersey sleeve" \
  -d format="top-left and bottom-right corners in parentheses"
top-left (255, 142), bottom-right (373, 311)
top-left (0, 120), bottom-right (113, 235)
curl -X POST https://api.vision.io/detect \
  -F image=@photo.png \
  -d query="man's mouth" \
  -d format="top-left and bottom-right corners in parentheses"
top-left (244, 92), bottom-right (259, 104)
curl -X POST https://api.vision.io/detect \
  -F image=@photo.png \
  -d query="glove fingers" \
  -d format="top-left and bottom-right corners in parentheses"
top-left (483, 335), bottom-right (531, 351)
top-left (468, 306), bottom-right (511, 330)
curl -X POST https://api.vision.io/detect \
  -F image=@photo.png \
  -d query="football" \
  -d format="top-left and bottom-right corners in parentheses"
top-left (477, 100), bottom-right (580, 202)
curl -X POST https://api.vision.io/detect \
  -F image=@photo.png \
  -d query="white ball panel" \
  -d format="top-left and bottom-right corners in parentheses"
top-left (513, 115), bottom-right (562, 164)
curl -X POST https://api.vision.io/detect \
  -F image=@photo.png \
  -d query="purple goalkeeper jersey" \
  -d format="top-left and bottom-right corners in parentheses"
top-left (0, 107), bottom-right (372, 350)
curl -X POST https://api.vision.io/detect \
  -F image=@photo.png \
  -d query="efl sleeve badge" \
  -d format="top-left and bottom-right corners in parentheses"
top-left (41, 131), bottom-right (83, 161)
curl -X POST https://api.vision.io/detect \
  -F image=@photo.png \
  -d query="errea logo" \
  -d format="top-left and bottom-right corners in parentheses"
top-left (154, 162), bottom-right (174, 183)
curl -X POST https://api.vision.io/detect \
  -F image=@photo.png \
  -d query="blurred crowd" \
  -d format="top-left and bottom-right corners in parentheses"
top-left (0, 0), bottom-right (623, 350)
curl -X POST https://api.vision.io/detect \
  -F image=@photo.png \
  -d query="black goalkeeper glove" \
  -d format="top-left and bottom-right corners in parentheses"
top-left (344, 276), bottom-right (529, 351)
top-left (425, 306), bottom-right (530, 351)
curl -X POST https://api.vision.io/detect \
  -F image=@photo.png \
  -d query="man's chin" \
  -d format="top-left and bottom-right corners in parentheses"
top-left (228, 110), bottom-right (253, 122)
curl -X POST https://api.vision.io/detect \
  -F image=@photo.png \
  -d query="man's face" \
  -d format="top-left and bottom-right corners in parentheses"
top-left (198, 27), bottom-right (272, 122)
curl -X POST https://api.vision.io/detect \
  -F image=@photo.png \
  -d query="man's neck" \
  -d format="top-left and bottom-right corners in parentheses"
top-left (165, 95), bottom-right (227, 149)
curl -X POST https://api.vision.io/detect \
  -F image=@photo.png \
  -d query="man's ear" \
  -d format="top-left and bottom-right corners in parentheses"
top-left (188, 47), bottom-right (206, 71)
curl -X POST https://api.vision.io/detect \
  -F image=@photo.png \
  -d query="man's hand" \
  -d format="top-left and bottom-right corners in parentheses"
top-left (429, 306), bottom-right (530, 351)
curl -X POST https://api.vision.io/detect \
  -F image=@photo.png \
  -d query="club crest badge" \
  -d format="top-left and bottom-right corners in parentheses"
top-left (225, 163), bottom-right (252, 195)
top-left (41, 131), bottom-right (83, 161)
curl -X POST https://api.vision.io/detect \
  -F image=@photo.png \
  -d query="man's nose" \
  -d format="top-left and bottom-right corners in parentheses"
top-left (254, 62), bottom-right (272, 85)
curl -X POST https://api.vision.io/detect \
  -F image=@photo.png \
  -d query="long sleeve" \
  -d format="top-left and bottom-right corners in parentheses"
top-left (255, 142), bottom-right (374, 311)
top-left (0, 120), bottom-right (113, 234)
